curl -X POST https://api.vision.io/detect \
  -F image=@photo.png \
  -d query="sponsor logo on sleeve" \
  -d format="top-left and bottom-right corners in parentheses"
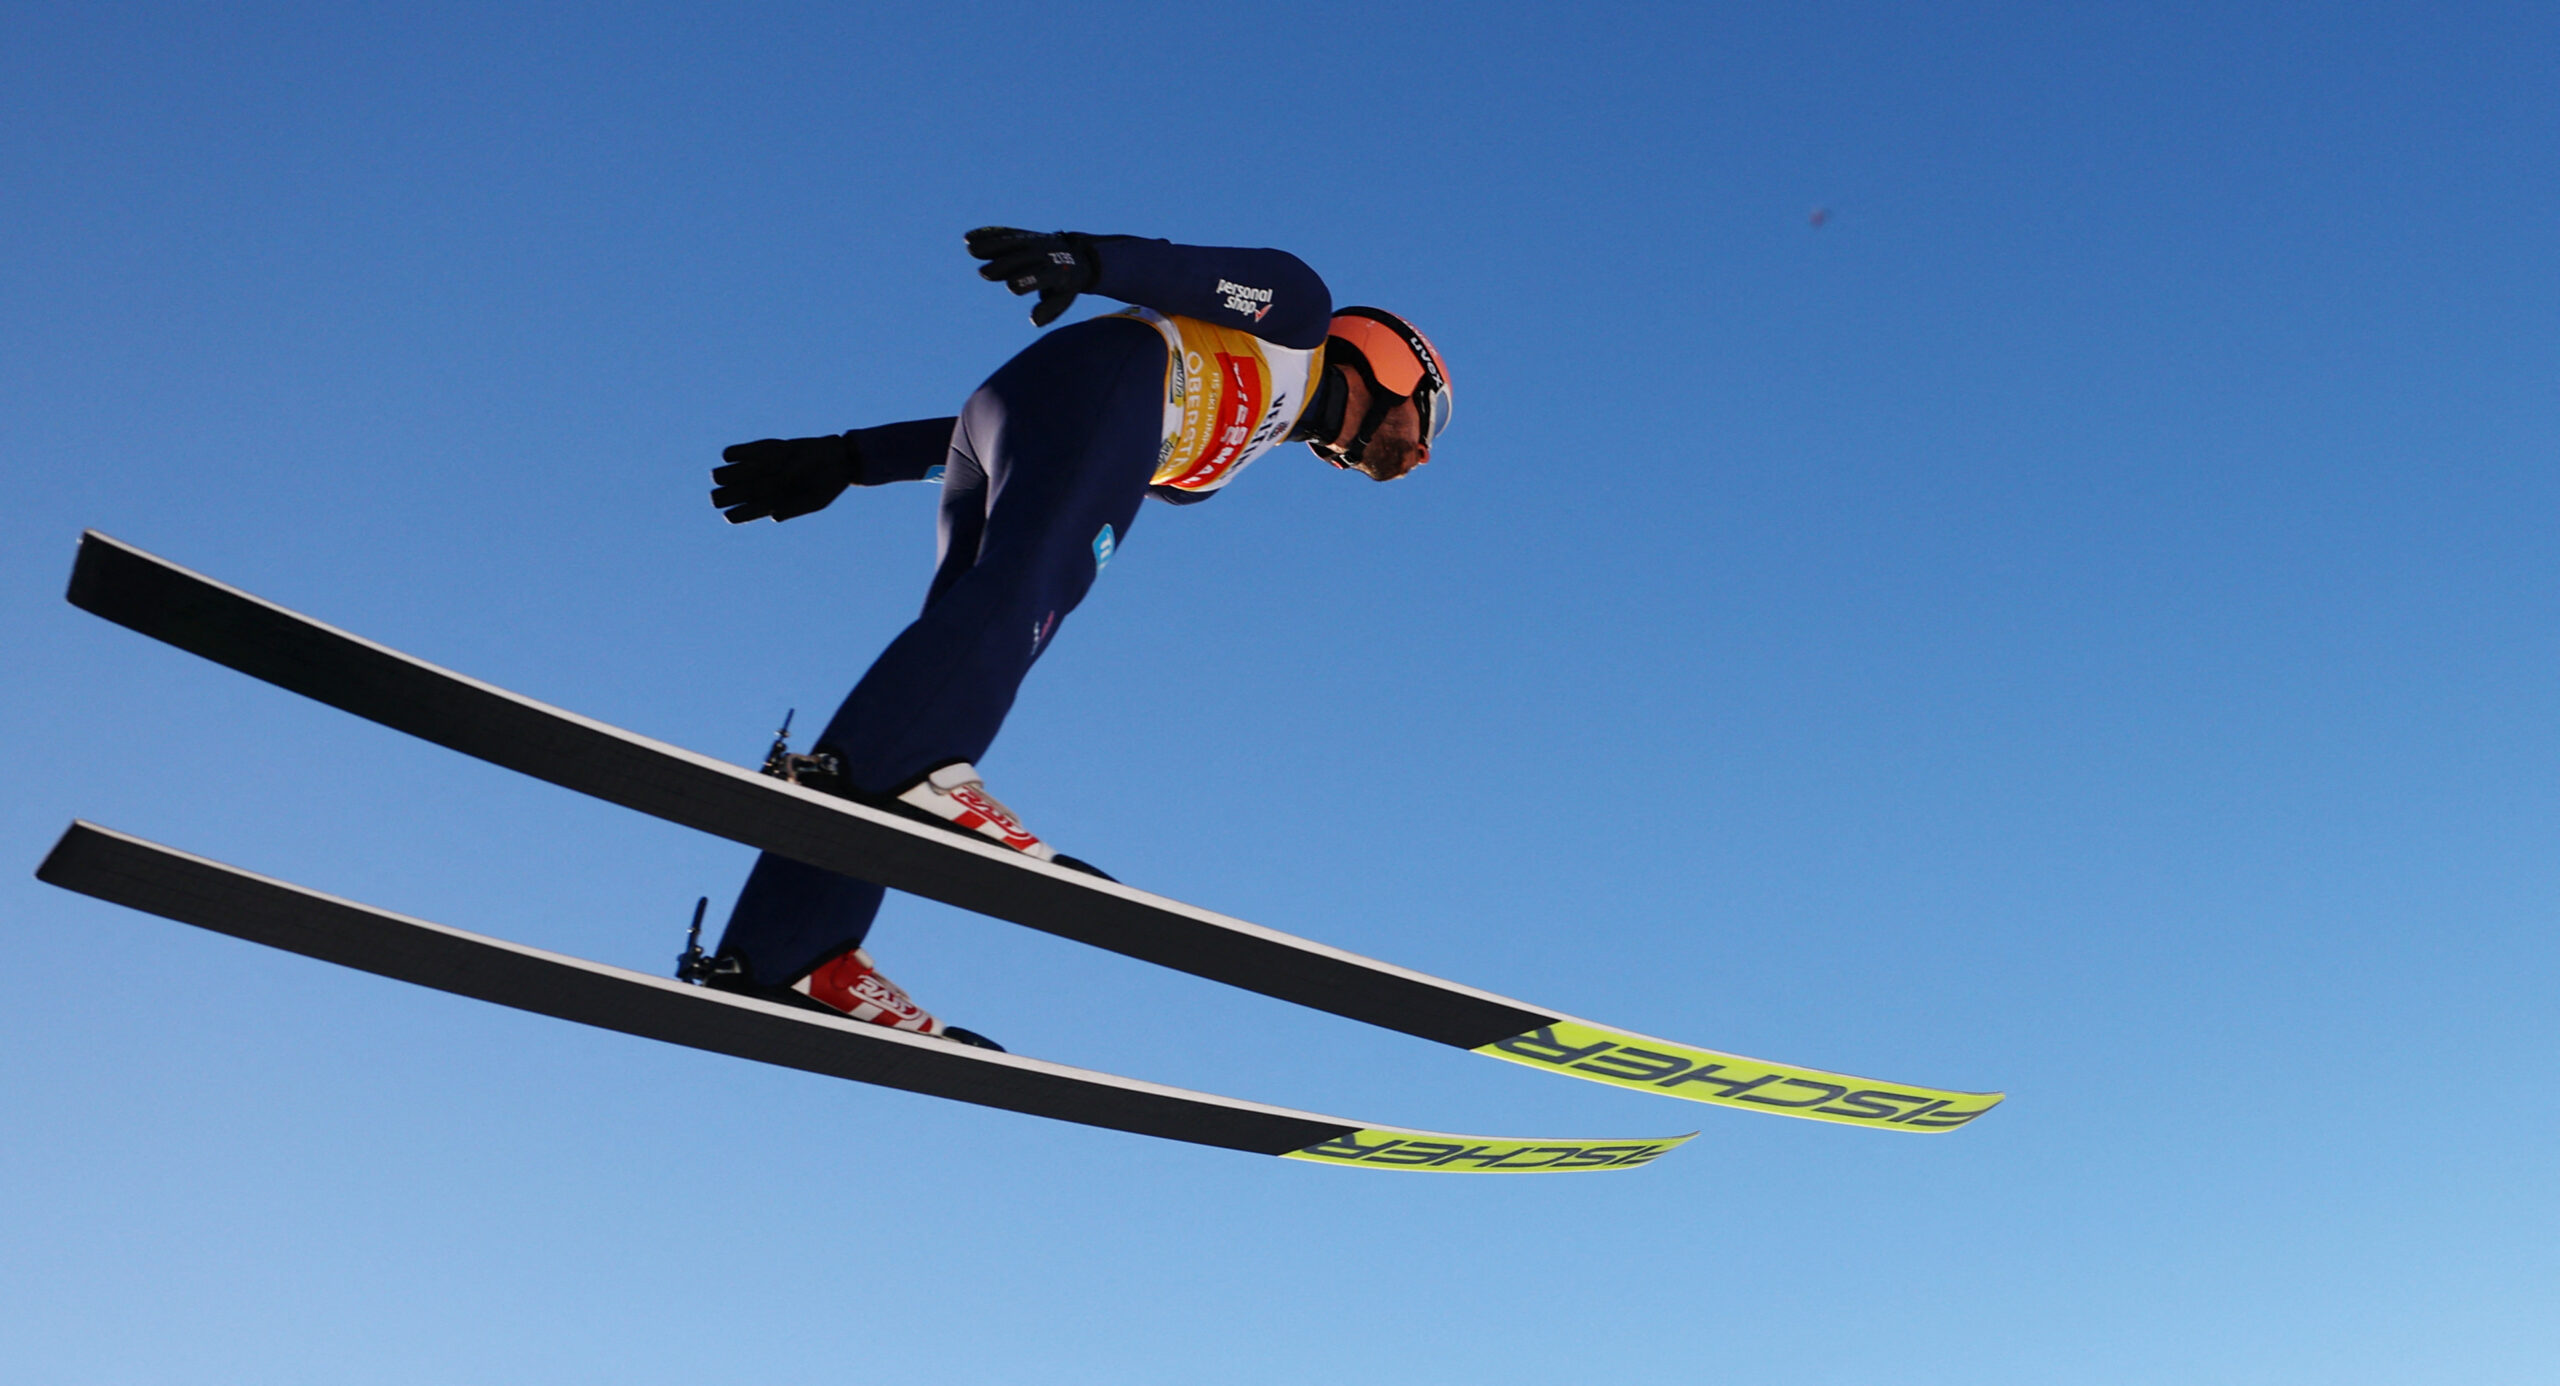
top-left (1216, 279), bottom-right (1276, 322)
top-left (1092, 523), bottom-right (1115, 571)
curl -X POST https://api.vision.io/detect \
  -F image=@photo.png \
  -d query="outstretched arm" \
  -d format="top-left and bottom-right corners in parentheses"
top-left (1084, 237), bottom-right (1332, 349)
top-left (965, 228), bottom-right (1333, 349)
top-left (844, 418), bottom-right (959, 483)
top-left (709, 417), bottom-right (956, 524)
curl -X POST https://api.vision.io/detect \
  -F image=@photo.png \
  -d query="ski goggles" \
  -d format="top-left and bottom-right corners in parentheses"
top-left (1327, 309), bottom-right (1454, 442)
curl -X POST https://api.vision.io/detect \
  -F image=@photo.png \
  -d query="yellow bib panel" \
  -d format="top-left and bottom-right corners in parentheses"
top-left (1117, 309), bottom-right (1322, 495)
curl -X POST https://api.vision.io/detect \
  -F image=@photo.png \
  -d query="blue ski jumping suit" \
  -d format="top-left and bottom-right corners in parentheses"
top-left (716, 237), bottom-right (1335, 985)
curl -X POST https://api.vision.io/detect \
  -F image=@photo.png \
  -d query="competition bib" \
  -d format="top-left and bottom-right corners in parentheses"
top-left (1117, 309), bottom-right (1321, 494)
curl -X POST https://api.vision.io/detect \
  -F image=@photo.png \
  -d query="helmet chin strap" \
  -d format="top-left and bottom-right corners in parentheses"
top-left (1291, 362), bottom-right (1349, 450)
top-left (1292, 360), bottom-right (1402, 467)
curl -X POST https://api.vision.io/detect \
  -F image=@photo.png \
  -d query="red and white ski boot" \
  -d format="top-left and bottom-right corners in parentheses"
top-left (893, 762), bottom-right (1056, 860)
top-left (758, 725), bottom-right (1110, 880)
top-left (886, 762), bottom-right (1113, 879)
top-left (792, 947), bottom-right (1001, 1051)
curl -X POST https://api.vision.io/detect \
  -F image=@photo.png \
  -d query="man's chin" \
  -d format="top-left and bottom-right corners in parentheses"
top-left (1355, 452), bottom-right (1423, 482)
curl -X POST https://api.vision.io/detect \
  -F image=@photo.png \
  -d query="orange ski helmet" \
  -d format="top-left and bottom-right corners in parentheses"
top-left (1310, 306), bottom-right (1453, 467)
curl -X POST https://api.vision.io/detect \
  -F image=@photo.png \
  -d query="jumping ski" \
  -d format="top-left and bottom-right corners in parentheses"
top-left (63, 531), bottom-right (2003, 1132)
top-left (36, 822), bottom-right (1690, 1172)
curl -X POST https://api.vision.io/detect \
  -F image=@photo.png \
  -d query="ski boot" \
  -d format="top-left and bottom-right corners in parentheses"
top-left (675, 897), bottom-right (1003, 1051)
top-left (760, 712), bottom-right (1110, 880)
top-left (787, 946), bottom-right (1002, 1051)
top-left (883, 760), bottom-right (1115, 879)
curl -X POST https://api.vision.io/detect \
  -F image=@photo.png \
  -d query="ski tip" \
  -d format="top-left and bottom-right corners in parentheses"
top-left (1476, 1020), bottom-right (2006, 1132)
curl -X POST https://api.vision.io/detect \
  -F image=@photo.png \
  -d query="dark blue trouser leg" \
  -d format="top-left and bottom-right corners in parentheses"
top-left (715, 317), bottom-right (1166, 985)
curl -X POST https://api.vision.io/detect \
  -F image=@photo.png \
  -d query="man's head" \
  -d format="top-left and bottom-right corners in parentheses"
top-left (1304, 307), bottom-right (1452, 482)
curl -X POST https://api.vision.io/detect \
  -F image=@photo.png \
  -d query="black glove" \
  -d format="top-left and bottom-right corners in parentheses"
top-left (709, 433), bottom-right (862, 524)
top-left (965, 226), bottom-right (1100, 327)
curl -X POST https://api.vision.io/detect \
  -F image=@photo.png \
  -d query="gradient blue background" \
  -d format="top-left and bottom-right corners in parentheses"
top-left (6, 3), bottom-right (2554, 1381)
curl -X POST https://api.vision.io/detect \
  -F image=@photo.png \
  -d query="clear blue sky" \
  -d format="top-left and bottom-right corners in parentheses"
top-left (5, 3), bottom-right (2554, 1381)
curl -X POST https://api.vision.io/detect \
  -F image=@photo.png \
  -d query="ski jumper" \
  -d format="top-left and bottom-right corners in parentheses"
top-left (716, 238), bottom-right (1334, 985)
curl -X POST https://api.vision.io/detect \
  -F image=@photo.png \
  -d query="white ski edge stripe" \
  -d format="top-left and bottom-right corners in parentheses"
top-left (52, 818), bottom-right (1658, 1149)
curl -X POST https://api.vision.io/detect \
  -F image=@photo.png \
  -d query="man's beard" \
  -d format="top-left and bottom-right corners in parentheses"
top-left (1353, 434), bottom-right (1425, 481)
